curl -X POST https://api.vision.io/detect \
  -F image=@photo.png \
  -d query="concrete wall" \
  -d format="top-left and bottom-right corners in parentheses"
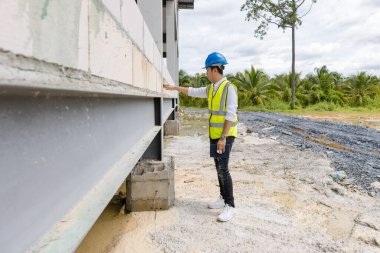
top-left (0, 0), bottom-right (177, 94)
top-left (0, 0), bottom-right (88, 71)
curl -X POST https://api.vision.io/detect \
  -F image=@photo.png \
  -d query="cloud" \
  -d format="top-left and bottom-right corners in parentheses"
top-left (178, 0), bottom-right (380, 77)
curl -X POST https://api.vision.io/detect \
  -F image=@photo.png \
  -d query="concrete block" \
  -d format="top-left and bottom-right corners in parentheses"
top-left (121, 0), bottom-right (143, 50)
top-left (132, 47), bottom-right (148, 89)
top-left (0, 1), bottom-right (33, 56)
top-left (126, 157), bottom-right (175, 212)
top-left (78, 0), bottom-right (90, 71)
top-left (89, 1), bottom-right (133, 84)
top-left (0, 0), bottom-right (88, 71)
top-left (137, 0), bottom-right (163, 54)
top-left (143, 23), bottom-right (155, 64)
top-left (164, 119), bottom-right (180, 136)
top-left (162, 66), bottom-right (177, 96)
top-left (156, 71), bottom-right (163, 93)
top-left (147, 64), bottom-right (157, 92)
top-left (175, 111), bottom-right (181, 120)
top-left (163, 66), bottom-right (171, 84)
top-left (130, 46), bottom-right (162, 93)
top-left (153, 46), bottom-right (162, 72)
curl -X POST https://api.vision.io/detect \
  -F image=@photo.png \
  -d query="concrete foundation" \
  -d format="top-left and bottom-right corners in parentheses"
top-left (126, 157), bottom-right (175, 212)
top-left (164, 119), bottom-right (180, 136)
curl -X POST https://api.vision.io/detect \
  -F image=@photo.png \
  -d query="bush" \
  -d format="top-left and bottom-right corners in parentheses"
top-left (361, 97), bottom-right (380, 110)
top-left (307, 102), bottom-right (339, 111)
top-left (263, 99), bottom-right (290, 111)
top-left (179, 93), bottom-right (207, 108)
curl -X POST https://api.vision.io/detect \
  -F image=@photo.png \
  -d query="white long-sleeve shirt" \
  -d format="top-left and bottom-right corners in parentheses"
top-left (188, 77), bottom-right (238, 121)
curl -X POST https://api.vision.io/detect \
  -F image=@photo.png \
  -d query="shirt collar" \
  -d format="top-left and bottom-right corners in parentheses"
top-left (214, 77), bottom-right (227, 87)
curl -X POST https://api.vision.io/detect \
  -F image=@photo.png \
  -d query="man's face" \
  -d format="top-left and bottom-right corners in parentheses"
top-left (206, 67), bottom-right (214, 82)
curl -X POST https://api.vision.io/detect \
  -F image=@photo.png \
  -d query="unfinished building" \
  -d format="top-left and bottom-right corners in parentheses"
top-left (0, 0), bottom-right (193, 252)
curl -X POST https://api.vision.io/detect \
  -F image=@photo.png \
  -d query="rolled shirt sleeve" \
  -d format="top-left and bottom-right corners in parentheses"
top-left (225, 85), bottom-right (238, 121)
top-left (188, 87), bottom-right (208, 98)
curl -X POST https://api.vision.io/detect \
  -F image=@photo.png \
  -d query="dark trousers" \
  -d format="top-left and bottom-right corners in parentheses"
top-left (210, 136), bottom-right (235, 207)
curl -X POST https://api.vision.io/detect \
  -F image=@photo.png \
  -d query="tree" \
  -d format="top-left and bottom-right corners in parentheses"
top-left (307, 66), bottom-right (345, 105)
top-left (271, 72), bottom-right (298, 101)
top-left (241, 0), bottom-right (317, 109)
top-left (232, 66), bottom-right (271, 106)
top-left (344, 72), bottom-right (378, 106)
top-left (179, 69), bottom-right (191, 87)
top-left (191, 73), bottom-right (209, 88)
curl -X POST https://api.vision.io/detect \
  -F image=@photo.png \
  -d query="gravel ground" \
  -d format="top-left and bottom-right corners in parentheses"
top-left (76, 110), bottom-right (380, 253)
top-left (238, 111), bottom-right (380, 193)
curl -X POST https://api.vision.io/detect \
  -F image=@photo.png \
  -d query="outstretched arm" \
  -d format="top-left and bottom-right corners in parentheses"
top-left (163, 84), bottom-right (189, 95)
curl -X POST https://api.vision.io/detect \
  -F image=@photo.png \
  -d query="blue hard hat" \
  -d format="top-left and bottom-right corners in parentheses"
top-left (203, 52), bottom-right (228, 69)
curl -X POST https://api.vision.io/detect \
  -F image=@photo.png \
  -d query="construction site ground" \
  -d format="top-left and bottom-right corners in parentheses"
top-left (76, 110), bottom-right (380, 253)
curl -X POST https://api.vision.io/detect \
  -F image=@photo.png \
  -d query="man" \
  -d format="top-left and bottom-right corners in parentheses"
top-left (164, 52), bottom-right (238, 222)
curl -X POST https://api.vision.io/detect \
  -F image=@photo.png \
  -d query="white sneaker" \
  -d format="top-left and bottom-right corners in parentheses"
top-left (208, 196), bottom-right (225, 209)
top-left (217, 204), bottom-right (234, 222)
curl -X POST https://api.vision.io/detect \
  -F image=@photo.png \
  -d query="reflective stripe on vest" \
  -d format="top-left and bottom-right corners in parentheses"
top-left (209, 122), bottom-right (238, 128)
top-left (207, 80), bottom-right (238, 139)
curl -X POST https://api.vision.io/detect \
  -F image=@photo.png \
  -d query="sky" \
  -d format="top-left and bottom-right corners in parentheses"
top-left (178, 0), bottom-right (380, 77)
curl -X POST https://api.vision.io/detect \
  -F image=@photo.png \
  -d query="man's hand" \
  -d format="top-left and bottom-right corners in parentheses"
top-left (163, 85), bottom-right (189, 95)
top-left (163, 84), bottom-right (176, 90)
top-left (217, 138), bottom-right (226, 154)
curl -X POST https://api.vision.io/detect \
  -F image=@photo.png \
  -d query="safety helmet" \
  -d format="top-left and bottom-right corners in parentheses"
top-left (203, 52), bottom-right (228, 69)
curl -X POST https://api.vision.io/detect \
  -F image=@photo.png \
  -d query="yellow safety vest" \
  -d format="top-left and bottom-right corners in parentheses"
top-left (207, 79), bottom-right (238, 139)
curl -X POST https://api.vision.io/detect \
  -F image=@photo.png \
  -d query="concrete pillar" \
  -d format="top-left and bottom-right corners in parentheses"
top-left (175, 110), bottom-right (181, 120)
top-left (164, 120), bottom-right (180, 136)
top-left (125, 157), bottom-right (175, 212)
top-left (166, 0), bottom-right (179, 85)
top-left (137, 0), bottom-right (163, 54)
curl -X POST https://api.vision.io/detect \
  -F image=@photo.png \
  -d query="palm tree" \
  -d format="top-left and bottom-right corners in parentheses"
top-left (307, 66), bottom-right (346, 105)
top-left (344, 72), bottom-right (379, 106)
top-left (269, 72), bottom-right (321, 107)
top-left (179, 69), bottom-right (191, 87)
top-left (191, 73), bottom-right (209, 88)
top-left (232, 66), bottom-right (270, 106)
top-left (270, 72), bottom-right (302, 103)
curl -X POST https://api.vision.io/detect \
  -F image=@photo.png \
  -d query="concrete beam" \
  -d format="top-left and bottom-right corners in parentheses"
top-left (0, 50), bottom-right (170, 98)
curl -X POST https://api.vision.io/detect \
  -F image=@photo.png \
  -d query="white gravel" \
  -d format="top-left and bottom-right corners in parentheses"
top-left (77, 115), bottom-right (380, 253)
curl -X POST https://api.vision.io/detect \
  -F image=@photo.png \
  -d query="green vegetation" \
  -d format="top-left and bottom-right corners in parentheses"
top-left (178, 66), bottom-right (380, 112)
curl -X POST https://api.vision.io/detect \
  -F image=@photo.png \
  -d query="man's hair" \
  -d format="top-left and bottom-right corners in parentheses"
top-left (210, 65), bottom-right (224, 75)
